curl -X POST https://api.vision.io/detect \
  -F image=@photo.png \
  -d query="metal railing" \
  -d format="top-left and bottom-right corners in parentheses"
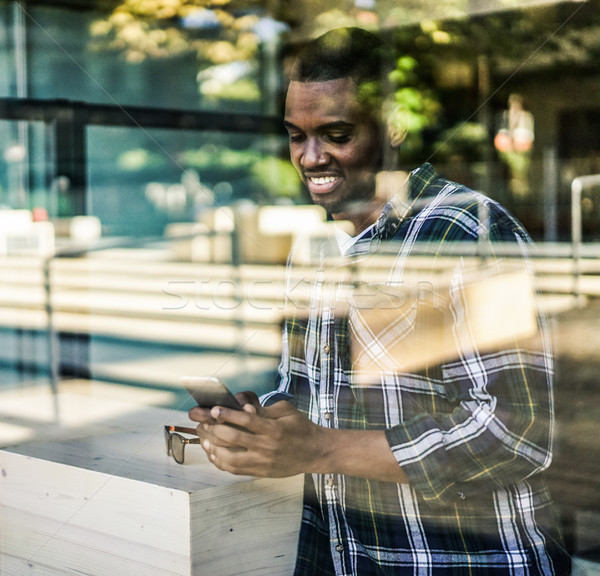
top-left (571, 174), bottom-right (600, 302)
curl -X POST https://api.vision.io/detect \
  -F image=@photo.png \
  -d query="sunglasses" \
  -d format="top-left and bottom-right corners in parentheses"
top-left (164, 425), bottom-right (201, 465)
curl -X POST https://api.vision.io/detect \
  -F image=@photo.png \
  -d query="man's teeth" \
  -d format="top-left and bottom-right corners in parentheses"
top-left (310, 176), bottom-right (337, 184)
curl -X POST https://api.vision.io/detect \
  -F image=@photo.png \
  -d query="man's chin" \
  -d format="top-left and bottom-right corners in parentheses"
top-left (328, 199), bottom-right (375, 218)
top-left (309, 193), bottom-right (341, 214)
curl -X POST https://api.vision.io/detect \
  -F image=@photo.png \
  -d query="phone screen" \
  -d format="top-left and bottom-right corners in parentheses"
top-left (182, 376), bottom-right (243, 411)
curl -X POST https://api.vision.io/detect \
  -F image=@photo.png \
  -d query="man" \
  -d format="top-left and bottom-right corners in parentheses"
top-left (190, 27), bottom-right (570, 575)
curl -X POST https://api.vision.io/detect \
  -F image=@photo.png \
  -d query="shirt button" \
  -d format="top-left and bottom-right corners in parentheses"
top-left (323, 412), bottom-right (332, 420)
top-left (335, 543), bottom-right (344, 552)
top-left (323, 345), bottom-right (331, 354)
top-left (327, 476), bottom-right (335, 487)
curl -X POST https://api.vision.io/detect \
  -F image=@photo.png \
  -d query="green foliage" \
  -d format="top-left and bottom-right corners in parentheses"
top-left (180, 145), bottom-right (261, 172)
top-left (180, 145), bottom-right (300, 200)
top-left (90, 0), bottom-right (267, 106)
top-left (388, 55), bottom-right (440, 154)
top-left (118, 148), bottom-right (166, 170)
top-left (200, 77), bottom-right (260, 102)
top-left (250, 156), bottom-right (301, 199)
top-left (433, 122), bottom-right (489, 161)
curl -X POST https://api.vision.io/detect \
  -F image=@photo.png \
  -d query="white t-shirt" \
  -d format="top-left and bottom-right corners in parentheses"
top-left (334, 222), bottom-right (376, 256)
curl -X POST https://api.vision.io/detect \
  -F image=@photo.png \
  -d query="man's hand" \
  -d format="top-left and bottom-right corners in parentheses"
top-left (186, 390), bottom-right (261, 430)
top-left (189, 396), bottom-right (324, 478)
top-left (188, 391), bottom-right (409, 483)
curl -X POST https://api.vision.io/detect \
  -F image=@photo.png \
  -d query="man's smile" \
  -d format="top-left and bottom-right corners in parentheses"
top-left (310, 176), bottom-right (338, 185)
top-left (305, 173), bottom-right (342, 195)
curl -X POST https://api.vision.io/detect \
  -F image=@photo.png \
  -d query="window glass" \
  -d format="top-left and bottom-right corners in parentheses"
top-left (24, 4), bottom-right (284, 114)
top-left (0, 119), bottom-right (47, 211)
top-left (0, 0), bottom-right (599, 570)
top-left (86, 125), bottom-right (295, 236)
top-left (0, 1), bottom-right (29, 99)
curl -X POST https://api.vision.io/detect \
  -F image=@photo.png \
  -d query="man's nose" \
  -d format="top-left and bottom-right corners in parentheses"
top-left (301, 138), bottom-right (328, 168)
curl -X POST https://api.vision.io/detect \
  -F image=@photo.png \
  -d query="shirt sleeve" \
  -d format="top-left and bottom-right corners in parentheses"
top-left (384, 228), bottom-right (554, 505)
top-left (259, 320), bottom-right (291, 407)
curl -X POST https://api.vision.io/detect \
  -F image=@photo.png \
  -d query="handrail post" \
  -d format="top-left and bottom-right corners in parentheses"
top-left (230, 209), bottom-right (248, 369)
top-left (571, 174), bottom-right (600, 306)
top-left (572, 177), bottom-right (582, 302)
top-left (43, 254), bottom-right (61, 423)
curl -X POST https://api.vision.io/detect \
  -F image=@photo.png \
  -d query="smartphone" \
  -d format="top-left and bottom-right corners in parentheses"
top-left (182, 376), bottom-right (243, 411)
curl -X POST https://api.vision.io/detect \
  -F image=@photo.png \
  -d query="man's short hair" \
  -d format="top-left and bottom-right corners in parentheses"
top-left (290, 27), bottom-right (388, 112)
top-left (290, 27), bottom-right (408, 148)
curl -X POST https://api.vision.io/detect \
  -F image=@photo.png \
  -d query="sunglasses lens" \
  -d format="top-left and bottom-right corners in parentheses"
top-left (171, 433), bottom-right (185, 464)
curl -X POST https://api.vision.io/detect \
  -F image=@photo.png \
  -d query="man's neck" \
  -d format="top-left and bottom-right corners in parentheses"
top-left (331, 198), bottom-right (387, 236)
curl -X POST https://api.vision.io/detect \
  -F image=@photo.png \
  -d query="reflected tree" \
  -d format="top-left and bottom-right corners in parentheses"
top-left (90, 0), bottom-right (265, 63)
top-left (90, 0), bottom-right (278, 105)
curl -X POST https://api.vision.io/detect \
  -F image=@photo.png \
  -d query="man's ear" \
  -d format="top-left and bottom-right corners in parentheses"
top-left (384, 99), bottom-right (408, 148)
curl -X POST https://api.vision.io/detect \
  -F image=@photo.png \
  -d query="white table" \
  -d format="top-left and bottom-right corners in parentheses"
top-left (0, 393), bottom-right (302, 576)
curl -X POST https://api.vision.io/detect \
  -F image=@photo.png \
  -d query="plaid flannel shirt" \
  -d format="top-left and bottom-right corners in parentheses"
top-left (263, 163), bottom-right (569, 575)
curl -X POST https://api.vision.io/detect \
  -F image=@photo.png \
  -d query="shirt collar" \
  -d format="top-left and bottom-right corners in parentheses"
top-left (374, 162), bottom-right (439, 241)
top-left (335, 221), bottom-right (377, 256)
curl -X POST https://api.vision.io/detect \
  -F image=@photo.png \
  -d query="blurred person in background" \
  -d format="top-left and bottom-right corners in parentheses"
top-left (190, 27), bottom-right (570, 575)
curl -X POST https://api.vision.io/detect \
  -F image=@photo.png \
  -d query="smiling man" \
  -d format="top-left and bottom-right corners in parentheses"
top-left (284, 76), bottom-right (384, 233)
top-left (190, 27), bottom-right (570, 575)
top-left (284, 28), bottom-right (389, 236)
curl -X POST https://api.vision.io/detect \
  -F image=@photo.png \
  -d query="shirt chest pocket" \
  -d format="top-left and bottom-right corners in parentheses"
top-left (348, 285), bottom-right (455, 384)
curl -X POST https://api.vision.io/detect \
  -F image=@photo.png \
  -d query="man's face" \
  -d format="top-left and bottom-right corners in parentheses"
top-left (284, 78), bottom-right (382, 216)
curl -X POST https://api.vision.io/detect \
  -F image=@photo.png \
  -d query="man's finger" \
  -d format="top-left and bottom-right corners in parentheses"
top-left (189, 406), bottom-right (217, 424)
top-left (209, 405), bottom-right (256, 430)
top-left (236, 390), bottom-right (260, 407)
top-left (262, 400), bottom-right (297, 418)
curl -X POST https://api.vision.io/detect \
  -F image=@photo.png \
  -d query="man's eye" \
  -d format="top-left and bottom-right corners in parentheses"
top-left (328, 134), bottom-right (351, 143)
top-left (288, 133), bottom-right (305, 143)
